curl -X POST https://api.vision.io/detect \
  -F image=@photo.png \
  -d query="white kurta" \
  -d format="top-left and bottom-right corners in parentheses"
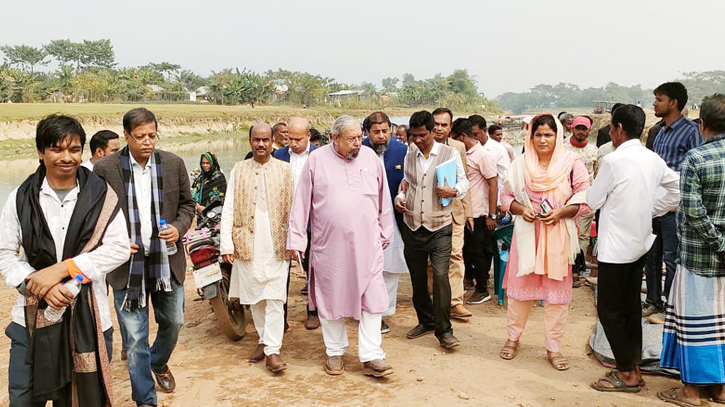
top-left (379, 154), bottom-right (407, 274)
top-left (226, 165), bottom-right (289, 304)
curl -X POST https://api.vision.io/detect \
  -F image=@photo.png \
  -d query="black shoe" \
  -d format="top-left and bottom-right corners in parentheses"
top-left (381, 319), bottom-right (391, 334)
top-left (438, 332), bottom-right (460, 349)
top-left (406, 324), bottom-right (435, 339)
top-left (152, 365), bottom-right (176, 393)
top-left (467, 290), bottom-right (491, 305)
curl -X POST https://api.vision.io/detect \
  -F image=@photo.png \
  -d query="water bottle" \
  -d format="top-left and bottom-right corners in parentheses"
top-left (44, 275), bottom-right (84, 323)
top-left (159, 218), bottom-right (178, 255)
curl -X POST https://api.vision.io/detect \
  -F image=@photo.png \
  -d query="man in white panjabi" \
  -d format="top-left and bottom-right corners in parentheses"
top-left (220, 122), bottom-right (294, 373)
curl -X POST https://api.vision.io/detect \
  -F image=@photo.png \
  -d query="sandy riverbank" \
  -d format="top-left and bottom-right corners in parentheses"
top-left (0, 265), bottom-right (679, 407)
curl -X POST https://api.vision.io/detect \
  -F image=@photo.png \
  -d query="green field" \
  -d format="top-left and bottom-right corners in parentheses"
top-left (0, 103), bottom-right (429, 122)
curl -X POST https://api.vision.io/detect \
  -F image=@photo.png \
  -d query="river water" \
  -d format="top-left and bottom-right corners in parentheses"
top-left (0, 136), bottom-right (252, 205)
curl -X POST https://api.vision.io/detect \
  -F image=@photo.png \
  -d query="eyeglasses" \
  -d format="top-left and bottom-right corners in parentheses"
top-left (342, 135), bottom-right (362, 144)
top-left (129, 132), bottom-right (158, 142)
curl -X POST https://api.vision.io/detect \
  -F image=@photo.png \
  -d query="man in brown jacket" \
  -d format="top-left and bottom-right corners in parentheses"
top-left (94, 108), bottom-right (194, 407)
top-left (432, 108), bottom-right (474, 321)
top-left (220, 123), bottom-right (294, 373)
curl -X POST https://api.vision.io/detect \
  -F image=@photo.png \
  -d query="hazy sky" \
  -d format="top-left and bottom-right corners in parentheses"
top-left (1, 0), bottom-right (723, 97)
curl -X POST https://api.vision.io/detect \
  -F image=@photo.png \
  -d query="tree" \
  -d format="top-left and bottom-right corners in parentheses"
top-left (80, 39), bottom-right (116, 69)
top-left (178, 69), bottom-right (206, 92)
top-left (44, 39), bottom-right (83, 68)
top-left (402, 73), bottom-right (416, 86)
top-left (148, 62), bottom-right (182, 81)
top-left (381, 77), bottom-right (399, 93)
top-left (0, 45), bottom-right (48, 75)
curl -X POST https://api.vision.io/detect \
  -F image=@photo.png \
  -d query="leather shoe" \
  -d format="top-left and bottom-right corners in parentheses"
top-left (248, 344), bottom-right (265, 363)
top-left (266, 354), bottom-right (287, 373)
top-left (450, 304), bottom-right (473, 320)
top-left (406, 324), bottom-right (435, 339)
top-left (362, 359), bottom-right (393, 378)
top-left (438, 332), bottom-right (460, 349)
top-left (306, 313), bottom-right (320, 330)
top-left (325, 355), bottom-right (344, 375)
top-left (152, 365), bottom-right (176, 393)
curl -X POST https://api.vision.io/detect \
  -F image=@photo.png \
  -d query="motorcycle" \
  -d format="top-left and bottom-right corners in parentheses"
top-left (184, 201), bottom-right (246, 340)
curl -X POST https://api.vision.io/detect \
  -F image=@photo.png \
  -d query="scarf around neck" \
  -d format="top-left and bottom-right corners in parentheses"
top-left (119, 146), bottom-right (172, 311)
top-left (16, 164), bottom-right (117, 406)
top-left (518, 114), bottom-right (580, 280)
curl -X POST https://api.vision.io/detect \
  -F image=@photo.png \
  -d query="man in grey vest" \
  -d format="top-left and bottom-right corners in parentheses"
top-left (395, 110), bottom-right (469, 349)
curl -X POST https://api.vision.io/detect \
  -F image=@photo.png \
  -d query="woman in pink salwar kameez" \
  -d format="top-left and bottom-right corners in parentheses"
top-left (499, 113), bottom-right (591, 371)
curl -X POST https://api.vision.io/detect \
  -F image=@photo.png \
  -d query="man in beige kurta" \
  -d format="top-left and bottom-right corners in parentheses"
top-left (220, 123), bottom-right (293, 373)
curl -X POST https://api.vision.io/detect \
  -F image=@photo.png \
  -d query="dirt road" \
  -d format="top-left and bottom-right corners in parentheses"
top-left (0, 270), bottom-right (677, 406)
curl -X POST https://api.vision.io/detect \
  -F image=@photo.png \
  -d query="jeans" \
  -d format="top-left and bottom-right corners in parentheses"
top-left (6, 322), bottom-right (113, 407)
top-left (463, 217), bottom-right (495, 293)
top-left (598, 258), bottom-right (646, 371)
top-left (114, 278), bottom-right (185, 406)
top-left (644, 212), bottom-right (678, 307)
top-left (402, 224), bottom-right (453, 337)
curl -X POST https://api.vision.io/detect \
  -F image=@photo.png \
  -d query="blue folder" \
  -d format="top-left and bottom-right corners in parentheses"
top-left (435, 157), bottom-right (457, 207)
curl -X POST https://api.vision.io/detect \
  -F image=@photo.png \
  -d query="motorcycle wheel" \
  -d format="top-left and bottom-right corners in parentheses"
top-left (209, 264), bottom-right (246, 341)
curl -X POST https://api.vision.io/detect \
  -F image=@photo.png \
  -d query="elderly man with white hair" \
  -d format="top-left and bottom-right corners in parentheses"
top-left (287, 115), bottom-right (395, 378)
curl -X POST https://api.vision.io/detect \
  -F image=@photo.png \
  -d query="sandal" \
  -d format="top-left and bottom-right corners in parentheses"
top-left (547, 351), bottom-right (570, 371)
top-left (500, 340), bottom-right (519, 360)
top-left (591, 370), bottom-right (643, 393)
top-left (658, 387), bottom-right (701, 407)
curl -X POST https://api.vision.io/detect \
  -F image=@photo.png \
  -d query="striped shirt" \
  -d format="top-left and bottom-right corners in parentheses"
top-left (678, 134), bottom-right (725, 277)
top-left (653, 115), bottom-right (702, 172)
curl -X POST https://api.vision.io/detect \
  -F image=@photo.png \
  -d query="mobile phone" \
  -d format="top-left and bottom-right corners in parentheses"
top-left (540, 199), bottom-right (553, 214)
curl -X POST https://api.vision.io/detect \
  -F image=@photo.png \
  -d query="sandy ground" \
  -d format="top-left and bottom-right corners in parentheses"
top-left (0, 267), bottom-right (680, 407)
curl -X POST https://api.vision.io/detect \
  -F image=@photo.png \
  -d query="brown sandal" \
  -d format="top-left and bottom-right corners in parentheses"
top-left (547, 351), bottom-right (570, 371)
top-left (500, 340), bottom-right (519, 360)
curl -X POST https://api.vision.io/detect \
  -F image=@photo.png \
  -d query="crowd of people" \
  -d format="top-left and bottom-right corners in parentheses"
top-left (1, 81), bottom-right (724, 406)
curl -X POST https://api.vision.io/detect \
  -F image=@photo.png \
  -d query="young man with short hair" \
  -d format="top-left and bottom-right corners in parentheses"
top-left (0, 114), bottom-right (130, 406)
top-left (645, 82), bottom-right (702, 323)
top-left (396, 110), bottom-right (469, 349)
top-left (588, 105), bottom-right (679, 393)
top-left (454, 118), bottom-right (498, 304)
top-left (82, 130), bottom-right (121, 170)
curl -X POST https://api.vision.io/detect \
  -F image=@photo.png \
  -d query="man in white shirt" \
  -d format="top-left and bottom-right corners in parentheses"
top-left (81, 130), bottom-right (121, 170)
top-left (272, 117), bottom-right (320, 330)
top-left (0, 114), bottom-right (129, 406)
top-left (488, 124), bottom-right (515, 162)
top-left (588, 105), bottom-right (679, 393)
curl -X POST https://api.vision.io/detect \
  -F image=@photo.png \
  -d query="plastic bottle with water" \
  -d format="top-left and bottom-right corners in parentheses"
top-left (43, 274), bottom-right (84, 322)
top-left (159, 218), bottom-right (178, 255)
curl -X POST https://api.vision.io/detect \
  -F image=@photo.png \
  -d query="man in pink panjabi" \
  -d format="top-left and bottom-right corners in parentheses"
top-left (287, 115), bottom-right (395, 378)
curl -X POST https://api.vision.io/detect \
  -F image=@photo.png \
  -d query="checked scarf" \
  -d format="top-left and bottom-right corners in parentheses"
top-left (119, 146), bottom-right (172, 311)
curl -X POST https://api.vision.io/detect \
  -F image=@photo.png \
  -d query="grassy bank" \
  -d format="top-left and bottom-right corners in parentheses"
top-left (0, 102), bottom-right (493, 156)
top-left (0, 103), bottom-right (434, 122)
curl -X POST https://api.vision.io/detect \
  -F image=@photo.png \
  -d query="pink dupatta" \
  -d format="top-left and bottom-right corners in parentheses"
top-left (523, 114), bottom-right (579, 281)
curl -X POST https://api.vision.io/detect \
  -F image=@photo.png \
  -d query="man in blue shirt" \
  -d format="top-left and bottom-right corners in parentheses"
top-left (644, 82), bottom-right (702, 322)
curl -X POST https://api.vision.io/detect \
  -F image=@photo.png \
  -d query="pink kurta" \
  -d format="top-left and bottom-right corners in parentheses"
top-left (287, 144), bottom-right (394, 320)
top-left (500, 159), bottom-right (591, 304)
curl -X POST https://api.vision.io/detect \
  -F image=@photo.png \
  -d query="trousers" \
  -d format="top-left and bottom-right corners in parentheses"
top-left (319, 312), bottom-right (385, 362)
top-left (250, 299), bottom-right (285, 355)
top-left (506, 299), bottom-right (569, 352)
top-left (598, 258), bottom-right (645, 371)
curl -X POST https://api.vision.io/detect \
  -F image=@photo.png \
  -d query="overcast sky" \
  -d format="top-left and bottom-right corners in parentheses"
top-left (1, 0), bottom-right (722, 97)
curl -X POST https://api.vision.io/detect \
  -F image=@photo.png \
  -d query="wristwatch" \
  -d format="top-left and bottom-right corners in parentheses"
top-left (488, 214), bottom-right (499, 220)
